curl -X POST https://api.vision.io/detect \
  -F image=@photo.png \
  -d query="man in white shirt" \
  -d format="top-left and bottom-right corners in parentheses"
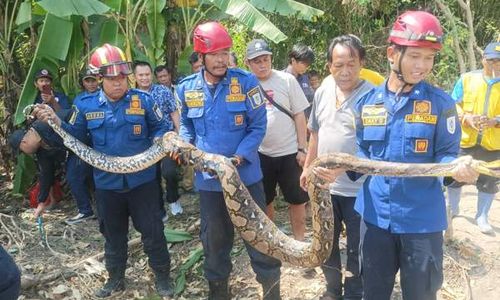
top-left (245, 39), bottom-right (310, 241)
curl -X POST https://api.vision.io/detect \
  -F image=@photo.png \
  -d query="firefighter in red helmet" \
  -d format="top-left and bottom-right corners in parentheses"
top-left (316, 11), bottom-right (479, 300)
top-left (33, 43), bottom-right (174, 298)
top-left (177, 22), bottom-right (282, 299)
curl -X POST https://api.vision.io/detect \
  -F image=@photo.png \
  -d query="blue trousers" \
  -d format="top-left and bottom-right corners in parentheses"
top-left (66, 154), bottom-right (93, 215)
top-left (0, 246), bottom-right (20, 300)
top-left (95, 180), bottom-right (170, 272)
top-left (360, 221), bottom-right (443, 300)
top-left (321, 195), bottom-right (362, 300)
top-left (199, 181), bottom-right (281, 283)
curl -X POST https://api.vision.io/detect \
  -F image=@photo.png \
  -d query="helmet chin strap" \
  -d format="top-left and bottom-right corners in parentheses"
top-left (390, 46), bottom-right (414, 97)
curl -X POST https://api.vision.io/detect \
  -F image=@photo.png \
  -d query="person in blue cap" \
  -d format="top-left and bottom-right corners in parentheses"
top-left (177, 22), bottom-right (281, 300)
top-left (32, 44), bottom-right (173, 298)
top-left (447, 41), bottom-right (500, 234)
top-left (33, 68), bottom-right (70, 111)
top-left (64, 69), bottom-right (99, 225)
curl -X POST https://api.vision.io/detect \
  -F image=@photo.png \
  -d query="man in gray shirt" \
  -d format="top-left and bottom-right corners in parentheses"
top-left (300, 35), bottom-right (374, 300)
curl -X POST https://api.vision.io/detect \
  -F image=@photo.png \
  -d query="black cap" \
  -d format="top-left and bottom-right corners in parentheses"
top-left (80, 68), bottom-right (98, 80)
top-left (246, 39), bottom-right (272, 60)
top-left (8, 129), bottom-right (26, 154)
top-left (34, 69), bottom-right (53, 80)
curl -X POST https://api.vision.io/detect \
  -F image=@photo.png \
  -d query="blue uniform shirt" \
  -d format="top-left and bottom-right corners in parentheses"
top-left (35, 91), bottom-right (70, 109)
top-left (61, 89), bottom-right (170, 190)
top-left (177, 68), bottom-right (267, 191)
top-left (354, 81), bottom-right (461, 233)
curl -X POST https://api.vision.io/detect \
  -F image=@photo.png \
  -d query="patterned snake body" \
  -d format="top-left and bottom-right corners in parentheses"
top-left (38, 107), bottom-right (499, 267)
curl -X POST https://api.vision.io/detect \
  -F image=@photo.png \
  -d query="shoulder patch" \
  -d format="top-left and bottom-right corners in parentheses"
top-left (247, 87), bottom-right (265, 109)
top-left (68, 105), bottom-right (79, 125)
top-left (447, 116), bottom-right (456, 134)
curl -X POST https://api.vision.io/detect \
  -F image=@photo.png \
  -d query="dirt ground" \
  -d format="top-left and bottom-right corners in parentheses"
top-left (0, 174), bottom-right (498, 300)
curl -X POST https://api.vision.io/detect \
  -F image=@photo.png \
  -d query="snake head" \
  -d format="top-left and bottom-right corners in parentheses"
top-left (473, 159), bottom-right (500, 178)
top-left (23, 104), bottom-right (36, 120)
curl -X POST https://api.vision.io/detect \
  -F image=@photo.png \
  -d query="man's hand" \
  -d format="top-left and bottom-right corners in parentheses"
top-left (451, 156), bottom-right (479, 184)
top-left (32, 104), bottom-right (61, 126)
top-left (230, 155), bottom-right (243, 167)
top-left (312, 167), bottom-right (345, 189)
top-left (477, 115), bottom-right (497, 130)
top-left (462, 113), bottom-right (481, 131)
top-left (296, 152), bottom-right (306, 167)
top-left (299, 169), bottom-right (309, 192)
top-left (41, 91), bottom-right (56, 105)
top-left (34, 201), bottom-right (50, 218)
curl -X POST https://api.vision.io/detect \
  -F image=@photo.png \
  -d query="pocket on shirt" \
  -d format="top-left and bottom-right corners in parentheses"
top-left (362, 126), bottom-right (386, 159)
top-left (226, 103), bottom-right (247, 131)
top-left (187, 107), bottom-right (205, 135)
top-left (87, 118), bottom-right (106, 145)
top-left (124, 114), bottom-right (148, 140)
top-left (404, 123), bottom-right (435, 157)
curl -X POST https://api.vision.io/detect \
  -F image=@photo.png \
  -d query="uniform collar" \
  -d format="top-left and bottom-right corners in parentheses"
top-left (98, 89), bottom-right (131, 106)
top-left (373, 81), bottom-right (427, 104)
top-left (196, 69), bottom-right (231, 89)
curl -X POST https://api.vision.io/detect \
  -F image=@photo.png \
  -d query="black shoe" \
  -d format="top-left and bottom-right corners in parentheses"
top-left (208, 280), bottom-right (230, 300)
top-left (154, 269), bottom-right (173, 297)
top-left (95, 269), bottom-right (125, 298)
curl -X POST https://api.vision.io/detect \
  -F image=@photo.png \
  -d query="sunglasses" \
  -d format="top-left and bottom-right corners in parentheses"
top-left (100, 62), bottom-right (133, 77)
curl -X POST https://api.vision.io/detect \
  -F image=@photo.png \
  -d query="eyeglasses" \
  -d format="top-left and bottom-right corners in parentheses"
top-left (99, 62), bottom-right (133, 77)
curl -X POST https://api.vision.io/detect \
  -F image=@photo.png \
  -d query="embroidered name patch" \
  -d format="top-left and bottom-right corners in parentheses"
top-left (126, 95), bottom-right (145, 115)
top-left (85, 111), bottom-right (104, 120)
top-left (415, 139), bottom-right (428, 153)
top-left (185, 90), bottom-right (204, 108)
top-left (247, 87), bottom-right (264, 109)
top-left (405, 114), bottom-right (437, 124)
top-left (362, 104), bottom-right (387, 126)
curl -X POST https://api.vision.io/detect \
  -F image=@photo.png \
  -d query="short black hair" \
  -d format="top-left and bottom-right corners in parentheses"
top-left (288, 44), bottom-right (315, 65)
top-left (154, 64), bottom-right (172, 76)
top-left (133, 60), bottom-right (152, 73)
top-left (308, 70), bottom-right (320, 78)
top-left (327, 34), bottom-right (366, 64)
top-left (8, 129), bottom-right (26, 154)
top-left (189, 52), bottom-right (199, 65)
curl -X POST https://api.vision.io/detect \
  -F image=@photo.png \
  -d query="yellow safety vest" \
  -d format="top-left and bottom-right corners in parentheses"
top-left (457, 71), bottom-right (500, 150)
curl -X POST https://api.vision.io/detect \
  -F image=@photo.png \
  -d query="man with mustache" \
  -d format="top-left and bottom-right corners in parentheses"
top-left (177, 22), bottom-right (282, 300)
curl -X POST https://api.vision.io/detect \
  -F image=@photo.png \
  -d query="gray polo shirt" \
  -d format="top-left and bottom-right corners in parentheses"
top-left (308, 75), bottom-right (374, 197)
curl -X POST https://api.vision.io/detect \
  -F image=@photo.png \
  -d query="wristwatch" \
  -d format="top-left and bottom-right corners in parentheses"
top-left (298, 148), bottom-right (307, 154)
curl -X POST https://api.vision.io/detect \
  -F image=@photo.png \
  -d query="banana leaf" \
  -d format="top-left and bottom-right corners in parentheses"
top-left (248, 0), bottom-right (323, 21)
top-left (37, 0), bottom-right (110, 17)
top-left (204, 0), bottom-right (287, 43)
top-left (12, 154), bottom-right (36, 196)
top-left (174, 247), bottom-right (204, 295)
top-left (164, 228), bottom-right (193, 243)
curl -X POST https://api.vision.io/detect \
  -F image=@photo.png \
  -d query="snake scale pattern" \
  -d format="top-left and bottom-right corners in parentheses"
top-left (38, 107), bottom-right (499, 267)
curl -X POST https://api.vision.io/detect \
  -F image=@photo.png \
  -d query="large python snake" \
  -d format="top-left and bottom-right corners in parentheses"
top-left (23, 105), bottom-right (500, 267)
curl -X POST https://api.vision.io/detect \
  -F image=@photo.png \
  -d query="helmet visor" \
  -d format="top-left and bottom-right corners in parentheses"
top-left (100, 62), bottom-right (132, 77)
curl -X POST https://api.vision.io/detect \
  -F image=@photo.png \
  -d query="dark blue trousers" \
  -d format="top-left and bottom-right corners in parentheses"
top-left (360, 220), bottom-right (443, 300)
top-left (161, 157), bottom-right (180, 204)
top-left (321, 195), bottom-right (362, 300)
top-left (95, 180), bottom-right (170, 272)
top-left (66, 154), bottom-right (93, 215)
top-left (0, 246), bottom-right (20, 300)
top-left (199, 181), bottom-right (281, 284)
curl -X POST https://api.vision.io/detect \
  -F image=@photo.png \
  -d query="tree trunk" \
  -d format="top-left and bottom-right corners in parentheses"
top-left (457, 0), bottom-right (478, 70)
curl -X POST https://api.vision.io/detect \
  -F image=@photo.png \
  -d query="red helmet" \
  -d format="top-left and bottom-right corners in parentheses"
top-left (388, 11), bottom-right (443, 50)
top-left (193, 22), bottom-right (233, 54)
top-left (89, 43), bottom-right (132, 77)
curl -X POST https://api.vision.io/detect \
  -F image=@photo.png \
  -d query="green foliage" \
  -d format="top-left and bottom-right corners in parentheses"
top-left (164, 228), bottom-right (193, 242)
top-left (174, 247), bottom-right (204, 295)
